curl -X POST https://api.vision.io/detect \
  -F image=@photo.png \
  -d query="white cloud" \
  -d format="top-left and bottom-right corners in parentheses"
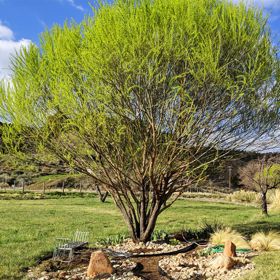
top-left (65, 0), bottom-right (85, 12)
top-left (0, 22), bottom-right (31, 81)
top-left (0, 22), bottom-right (14, 40)
top-left (232, 0), bottom-right (280, 10)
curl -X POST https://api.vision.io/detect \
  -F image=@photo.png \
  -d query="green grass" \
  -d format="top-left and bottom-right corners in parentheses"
top-left (0, 197), bottom-right (280, 279)
top-left (241, 252), bottom-right (280, 280)
top-left (0, 190), bottom-right (96, 200)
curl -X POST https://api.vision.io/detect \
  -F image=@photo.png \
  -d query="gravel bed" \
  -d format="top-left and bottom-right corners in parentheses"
top-left (27, 240), bottom-right (257, 280)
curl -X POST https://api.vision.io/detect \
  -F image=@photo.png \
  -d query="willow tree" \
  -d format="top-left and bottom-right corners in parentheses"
top-left (0, 0), bottom-right (279, 242)
top-left (239, 157), bottom-right (280, 215)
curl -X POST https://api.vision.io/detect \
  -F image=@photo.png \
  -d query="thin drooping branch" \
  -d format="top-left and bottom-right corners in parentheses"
top-left (1, 0), bottom-right (279, 242)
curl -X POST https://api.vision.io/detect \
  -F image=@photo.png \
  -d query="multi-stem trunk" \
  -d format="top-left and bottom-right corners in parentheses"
top-left (137, 200), bottom-right (161, 242)
top-left (112, 191), bottom-right (163, 243)
top-left (132, 210), bottom-right (160, 242)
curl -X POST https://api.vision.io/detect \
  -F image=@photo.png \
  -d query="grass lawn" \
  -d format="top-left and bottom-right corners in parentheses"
top-left (241, 251), bottom-right (280, 280)
top-left (0, 195), bottom-right (280, 279)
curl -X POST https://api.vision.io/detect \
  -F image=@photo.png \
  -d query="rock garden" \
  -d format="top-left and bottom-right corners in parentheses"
top-left (26, 226), bottom-right (279, 280)
top-left (1, 0), bottom-right (280, 280)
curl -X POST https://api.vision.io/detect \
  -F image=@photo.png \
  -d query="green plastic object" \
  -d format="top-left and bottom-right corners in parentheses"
top-left (202, 245), bottom-right (251, 255)
top-left (211, 245), bottom-right (224, 253)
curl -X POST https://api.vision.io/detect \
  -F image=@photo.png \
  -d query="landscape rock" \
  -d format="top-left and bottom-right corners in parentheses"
top-left (223, 256), bottom-right (235, 270)
top-left (58, 271), bottom-right (68, 279)
top-left (223, 241), bottom-right (237, 257)
top-left (87, 250), bottom-right (113, 277)
top-left (210, 255), bottom-right (235, 270)
top-left (27, 242), bottom-right (257, 280)
top-left (210, 255), bottom-right (225, 269)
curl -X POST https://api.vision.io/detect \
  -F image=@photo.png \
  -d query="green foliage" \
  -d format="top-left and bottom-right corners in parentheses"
top-left (33, 174), bottom-right (78, 183)
top-left (1, 0), bottom-right (278, 172)
top-left (177, 220), bottom-right (224, 241)
top-left (239, 158), bottom-right (280, 207)
top-left (0, 0), bottom-right (279, 241)
top-left (151, 229), bottom-right (169, 242)
top-left (169, 238), bottom-right (181, 245)
top-left (96, 233), bottom-right (128, 246)
top-left (261, 164), bottom-right (280, 185)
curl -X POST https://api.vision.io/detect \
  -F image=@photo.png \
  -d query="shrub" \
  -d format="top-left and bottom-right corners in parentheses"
top-left (250, 231), bottom-right (280, 251)
top-left (0, 182), bottom-right (10, 190)
top-left (210, 227), bottom-right (250, 249)
top-left (199, 220), bottom-right (225, 239)
top-left (270, 190), bottom-right (280, 212)
top-left (174, 220), bottom-right (224, 241)
top-left (226, 190), bottom-right (261, 203)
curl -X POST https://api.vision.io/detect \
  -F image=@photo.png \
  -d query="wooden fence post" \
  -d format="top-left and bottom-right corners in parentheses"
top-left (228, 165), bottom-right (232, 190)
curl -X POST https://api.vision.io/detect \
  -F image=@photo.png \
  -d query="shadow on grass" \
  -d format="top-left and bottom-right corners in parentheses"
top-left (234, 220), bottom-right (280, 236)
top-left (178, 204), bottom-right (246, 211)
top-left (1, 276), bottom-right (23, 280)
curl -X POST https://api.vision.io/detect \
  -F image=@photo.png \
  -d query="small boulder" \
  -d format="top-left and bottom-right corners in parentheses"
top-left (223, 241), bottom-right (237, 257)
top-left (210, 255), bottom-right (224, 269)
top-left (86, 250), bottom-right (113, 277)
top-left (224, 255), bottom-right (235, 270)
top-left (210, 255), bottom-right (235, 270)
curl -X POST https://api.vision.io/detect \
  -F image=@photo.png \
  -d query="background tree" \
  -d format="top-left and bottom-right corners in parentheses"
top-left (239, 156), bottom-right (280, 215)
top-left (0, 0), bottom-right (279, 242)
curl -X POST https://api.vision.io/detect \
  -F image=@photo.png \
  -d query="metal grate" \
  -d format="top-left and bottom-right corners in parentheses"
top-left (53, 231), bottom-right (89, 261)
top-left (73, 230), bottom-right (89, 242)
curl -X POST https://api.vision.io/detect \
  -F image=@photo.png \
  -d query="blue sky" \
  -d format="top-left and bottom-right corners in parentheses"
top-left (0, 0), bottom-right (280, 80)
top-left (0, 0), bottom-right (97, 44)
top-left (0, 0), bottom-right (105, 79)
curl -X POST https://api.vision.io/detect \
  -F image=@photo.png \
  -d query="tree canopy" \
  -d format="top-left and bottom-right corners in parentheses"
top-left (0, 0), bottom-right (279, 241)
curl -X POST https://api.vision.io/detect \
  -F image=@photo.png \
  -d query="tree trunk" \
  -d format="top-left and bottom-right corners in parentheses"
top-left (100, 191), bottom-right (108, 202)
top-left (139, 210), bottom-right (159, 242)
top-left (261, 192), bottom-right (268, 215)
top-left (118, 199), bottom-right (161, 243)
top-left (96, 185), bottom-right (108, 203)
top-left (124, 215), bottom-right (158, 243)
top-left (108, 179), bottom-right (170, 243)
